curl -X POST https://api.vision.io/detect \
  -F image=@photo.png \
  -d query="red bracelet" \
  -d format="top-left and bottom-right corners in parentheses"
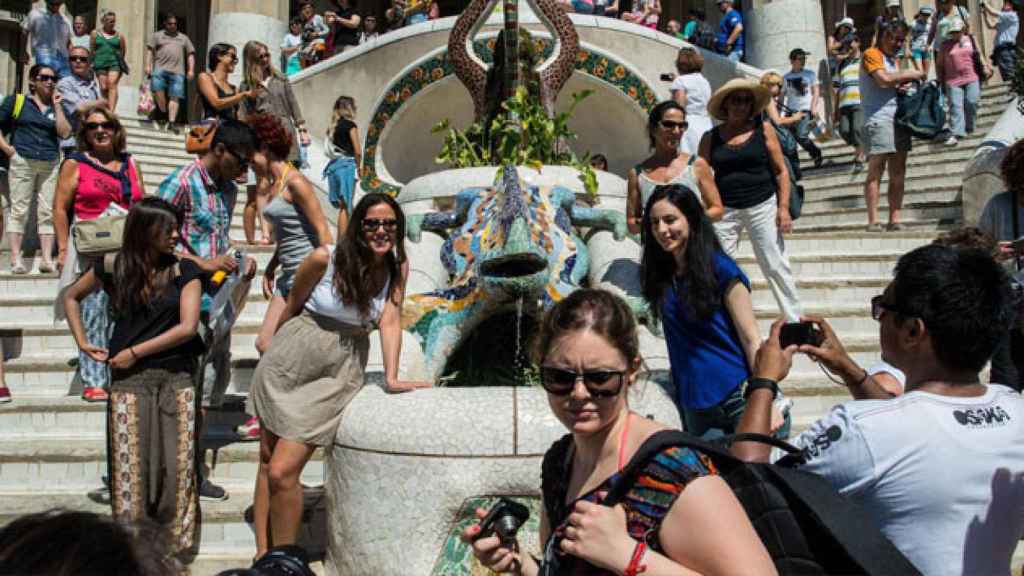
top-left (623, 541), bottom-right (647, 576)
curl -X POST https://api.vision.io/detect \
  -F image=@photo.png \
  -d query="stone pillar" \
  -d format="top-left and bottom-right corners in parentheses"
top-left (745, 0), bottom-right (828, 76)
top-left (96, 0), bottom-right (156, 116)
top-left (207, 0), bottom-right (288, 85)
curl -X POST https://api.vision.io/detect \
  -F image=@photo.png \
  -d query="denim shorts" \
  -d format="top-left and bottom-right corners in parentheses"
top-left (150, 68), bottom-right (186, 100)
top-left (911, 48), bottom-right (932, 61)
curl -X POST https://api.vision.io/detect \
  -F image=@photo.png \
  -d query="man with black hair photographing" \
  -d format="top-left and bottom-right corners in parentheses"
top-left (735, 243), bottom-right (1024, 576)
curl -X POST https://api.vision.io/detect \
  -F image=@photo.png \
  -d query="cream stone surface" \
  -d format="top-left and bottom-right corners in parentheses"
top-left (326, 385), bottom-right (680, 575)
top-left (745, 0), bottom-right (827, 83)
top-left (962, 101), bottom-right (1024, 225)
top-left (207, 11), bottom-right (287, 85)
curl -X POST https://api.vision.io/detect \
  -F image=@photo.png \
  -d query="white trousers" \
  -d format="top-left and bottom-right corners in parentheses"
top-left (714, 195), bottom-right (802, 322)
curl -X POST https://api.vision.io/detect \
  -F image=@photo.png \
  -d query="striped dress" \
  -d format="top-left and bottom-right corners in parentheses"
top-left (544, 438), bottom-right (715, 574)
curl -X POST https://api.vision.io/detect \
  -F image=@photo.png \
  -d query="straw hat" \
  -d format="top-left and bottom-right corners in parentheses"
top-left (707, 78), bottom-right (772, 121)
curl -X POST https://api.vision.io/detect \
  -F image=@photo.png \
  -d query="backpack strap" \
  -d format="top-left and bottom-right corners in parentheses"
top-left (12, 94), bottom-right (25, 120)
top-left (540, 433), bottom-right (575, 527)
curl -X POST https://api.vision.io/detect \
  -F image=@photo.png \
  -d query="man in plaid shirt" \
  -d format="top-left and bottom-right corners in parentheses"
top-left (158, 118), bottom-right (258, 502)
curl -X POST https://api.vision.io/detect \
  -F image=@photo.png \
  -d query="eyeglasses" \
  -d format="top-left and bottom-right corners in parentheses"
top-left (540, 367), bottom-right (626, 398)
top-left (225, 147), bottom-right (250, 171)
top-left (870, 294), bottom-right (914, 321)
top-left (85, 121), bottom-right (116, 131)
top-left (69, 56), bottom-right (89, 63)
top-left (35, 74), bottom-right (57, 83)
top-left (659, 120), bottom-right (688, 131)
top-left (362, 218), bottom-right (398, 232)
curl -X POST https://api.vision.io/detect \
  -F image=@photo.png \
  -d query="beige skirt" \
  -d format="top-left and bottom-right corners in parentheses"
top-left (251, 310), bottom-right (370, 447)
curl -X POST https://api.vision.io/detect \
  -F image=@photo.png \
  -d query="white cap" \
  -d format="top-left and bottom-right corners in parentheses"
top-left (886, 0), bottom-right (901, 8)
top-left (835, 17), bottom-right (855, 29)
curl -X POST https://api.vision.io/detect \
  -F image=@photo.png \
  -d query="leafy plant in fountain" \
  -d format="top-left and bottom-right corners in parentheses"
top-left (432, 86), bottom-right (599, 197)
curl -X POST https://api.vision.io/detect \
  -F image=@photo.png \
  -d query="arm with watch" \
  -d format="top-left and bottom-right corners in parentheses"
top-left (732, 315), bottom-right (893, 463)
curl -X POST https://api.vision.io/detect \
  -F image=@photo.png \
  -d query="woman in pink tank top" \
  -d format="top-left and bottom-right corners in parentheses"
top-left (939, 23), bottom-right (992, 144)
top-left (53, 104), bottom-right (146, 402)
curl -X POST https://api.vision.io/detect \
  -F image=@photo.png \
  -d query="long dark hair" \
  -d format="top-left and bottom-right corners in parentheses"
top-left (640, 185), bottom-right (722, 322)
top-left (333, 193), bottom-right (407, 315)
top-left (112, 198), bottom-right (182, 313)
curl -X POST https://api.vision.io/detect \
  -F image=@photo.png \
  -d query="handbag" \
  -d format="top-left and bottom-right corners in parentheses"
top-left (137, 79), bottom-right (155, 116)
top-left (966, 34), bottom-right (989, 83)
top-left (70, 155), bottom-right (137, 255)
top-left (186, 119), bottom-right (218, 154)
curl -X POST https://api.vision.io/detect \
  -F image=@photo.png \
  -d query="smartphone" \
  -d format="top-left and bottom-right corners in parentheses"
top-left (660, 73), bottom-right (674, 82)
top-left (780, 322), bottom-right (823, 349)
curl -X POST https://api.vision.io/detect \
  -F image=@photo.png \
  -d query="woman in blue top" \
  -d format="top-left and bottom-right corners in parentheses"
top-left (641, 184), bottom-right (781, 438)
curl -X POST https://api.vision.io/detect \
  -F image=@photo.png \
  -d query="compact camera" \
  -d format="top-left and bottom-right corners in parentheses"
top-left (477, 498), bottom-right (531, 546)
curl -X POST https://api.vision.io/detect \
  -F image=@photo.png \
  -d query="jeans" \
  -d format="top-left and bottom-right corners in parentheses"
top-left (682, 385), bottom-right (793, 440)
top-left (947, 81), bottom-right (980, 138)
top-left (993, 43), bottom-right (1018, 83)
top-left (571, 0), bottom-right (596, 13)
top-left (201, 333), bottom-right (231, 409)
top-left (787, 112), bottom-right (822, 161)
top-left (837, 106), bottom-right (863, 149)
top-left (79, 288), bottom-right (111, 390)
top-left (727, 49), bottom-right (744, 63)
top-left (714, 195), bottom-right (802, 322)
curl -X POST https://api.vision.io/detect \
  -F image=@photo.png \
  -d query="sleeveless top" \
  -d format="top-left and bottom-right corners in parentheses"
top-left (200, 74), bottom-right (238, 121)
top-left (709, 124), bottom-right (776, 210)
top-left (92, 32), bottom-right (121, 70)
top-left (262, 167), bottom-right (319, 284)
top-left (305, 246), bottom-right (391, 328)
top-left (70, 153), bottom-right (143, 220)
top-left (635, 157), bottom-right (701, 214)
top-left (541, 432), bottom-right (713, 574)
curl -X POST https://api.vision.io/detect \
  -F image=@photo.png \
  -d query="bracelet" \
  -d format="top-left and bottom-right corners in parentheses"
top-left (128, 347), bottom-right (138, 360)
top-left (624, 541), bottom-right (647, 576)
top-left (743, 377), bottom-right (779, 400)
top-left (850, 369), bottom-right (870, 388)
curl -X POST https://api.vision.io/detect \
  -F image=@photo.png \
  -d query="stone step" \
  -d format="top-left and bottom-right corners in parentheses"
top-left (128, 141), bottom-right (194, 161)
top-left (801, 146), bottom-right (976, 183)
top-left (794, 200), bottom-right (960, 229)
top-left (737, 249), bottom-right (901, 280)
top-left (753, 302), bottom-right (877, 334)
top-left (0, 433), bottom-right (325, 491)
top-left (797, 173), bottom-right (961, 198)
top-left (802, 182), bottom-right (958, 211)
top-left (749, 276), bottom-right (885, 307)
top-left (792, 216), bottom-right (955, 235)
top-left (735, 230), bottom-right (934, 258)
top-left (0, 290), bottom-right (274, 324)
top-left (800, 161), bottom-right (966, 190)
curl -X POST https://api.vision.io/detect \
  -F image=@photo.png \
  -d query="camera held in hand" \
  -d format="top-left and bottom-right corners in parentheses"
top-left (780, 321), bottom-right (824, 349)
top-left (477, 498), bottom-right (531, 547)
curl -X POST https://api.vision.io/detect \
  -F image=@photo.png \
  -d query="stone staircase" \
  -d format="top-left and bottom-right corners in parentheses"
top-left (0, 81), bottom-right (1015, 573)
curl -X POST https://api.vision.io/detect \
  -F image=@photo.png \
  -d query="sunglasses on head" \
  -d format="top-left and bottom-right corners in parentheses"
top-left (35, 74), bottom-right (57, 83)
top-left (659, 120), bottom-right (688, 131)
top-left (85, 121), bottom-right (116, 131)
top-left (69, 56), bottom-right (89, 63)
top-left (540, 367), bottom-right (626, 398)
top-left (362, 218), bottom-right (398, 232)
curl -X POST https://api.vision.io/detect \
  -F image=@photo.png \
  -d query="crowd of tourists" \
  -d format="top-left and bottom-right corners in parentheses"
top-left (1, 1), bottom-right (1024, 575)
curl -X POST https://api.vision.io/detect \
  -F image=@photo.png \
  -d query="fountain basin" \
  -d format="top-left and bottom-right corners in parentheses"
top-left (325, 384), bottom-right (680, 575)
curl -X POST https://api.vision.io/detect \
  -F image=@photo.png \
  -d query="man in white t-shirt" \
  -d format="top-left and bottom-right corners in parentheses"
top-left (782, 48), bottom-right (823, 168)
top-left (737, 244), bottom-right (1024, 576)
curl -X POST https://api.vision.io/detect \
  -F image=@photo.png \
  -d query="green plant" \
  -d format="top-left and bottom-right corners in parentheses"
top-left (432, 86), bottom-right (599, 197)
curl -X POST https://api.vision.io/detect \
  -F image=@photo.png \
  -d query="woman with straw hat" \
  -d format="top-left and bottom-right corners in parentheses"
top-left (698, 78), bottom-right (803, 323)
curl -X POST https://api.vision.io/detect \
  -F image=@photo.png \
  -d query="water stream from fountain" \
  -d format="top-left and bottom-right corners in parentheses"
top-left (514, 295), bottom-right (525, 387)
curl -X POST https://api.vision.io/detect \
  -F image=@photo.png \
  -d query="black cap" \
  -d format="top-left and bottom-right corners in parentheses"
top-left (789, 48), bottom-right (811, 59)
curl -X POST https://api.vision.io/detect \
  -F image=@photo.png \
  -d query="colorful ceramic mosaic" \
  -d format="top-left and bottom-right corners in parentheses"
top-left (402, 166), bottom-right (626, 382)
top-left (362, 39), bottom-right (658, 197)
top-left (431, 495), bottom-right (543, 575)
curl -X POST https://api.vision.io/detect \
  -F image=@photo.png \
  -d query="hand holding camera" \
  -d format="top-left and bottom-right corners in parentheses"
top-left (795, 315), bottom-right (862, 384)
top-left (460, 498), bottom-right (530, 574)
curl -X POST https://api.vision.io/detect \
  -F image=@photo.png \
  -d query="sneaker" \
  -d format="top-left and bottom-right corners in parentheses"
top-left (199, 479), bottom-right (229, 502)
top-left (235, 415), bottom-right (261, 441)
top-left (866, 223), bottom-right (884, 232)
top-left (82, 387), bottom-right (109, 402)
top-left (886, 222), bottom-right (905, 232)
top-left (0, 387), bottom-right (11, 404)
top-left (944, 135), bottom-right (959, 146)
top-left (813, 155), bottom-right (824, 169)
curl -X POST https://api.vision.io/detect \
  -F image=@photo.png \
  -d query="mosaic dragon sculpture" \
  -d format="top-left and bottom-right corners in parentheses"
top-left (402, 166), bottom-right (626, 382)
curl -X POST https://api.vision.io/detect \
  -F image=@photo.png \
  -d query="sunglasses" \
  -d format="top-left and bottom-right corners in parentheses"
top-left (659, 120), bottom-right (688, 131)
top-left (35, 74), bottom-right (57, 83)
top-left (224, 146), bottom-right (250, 171)
top-left (362, 218), bottom-right (398, 232)
top-left (540, 367), bottom-right (626, 398)
top-left (870, 294), bottom-right (914, 321)
top-left (69, 56), bottom-right (89, 63)
top-left (85, 121), bottom-right (116, 131)
top-left (729, 94), bottom-right (754, 105)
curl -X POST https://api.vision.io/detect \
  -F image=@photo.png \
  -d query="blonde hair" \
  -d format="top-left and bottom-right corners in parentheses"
top-left (328, 96), bottom-right (357, 138)
top-left (242, 40), bottom-right (284, 90)
top-left (760, 71), bottom-right (783, 88)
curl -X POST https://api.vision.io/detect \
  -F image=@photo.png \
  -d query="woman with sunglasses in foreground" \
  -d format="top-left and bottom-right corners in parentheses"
top-left (462, 289), bottom-right (775, 575)
top-left (249, 193), bottom-right (428, 559)
top-left (53, 104), bottom-right (145, 403)
top-left (626, 100), bottom-right (722, 236)
top-left (0, 64), bottom-right (70, 275)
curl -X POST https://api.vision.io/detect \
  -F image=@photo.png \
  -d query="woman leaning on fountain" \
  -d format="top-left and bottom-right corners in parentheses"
top-left (249, 192), bottom-right (429, 558)
top-left (461, 289), bottom-right (776, 575)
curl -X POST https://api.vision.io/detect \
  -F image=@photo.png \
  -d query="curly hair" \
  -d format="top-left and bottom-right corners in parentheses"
top-left (1000, 139), bottom-right (1024, 195)
top-left (932, 227), bottom-right (999, 258)
top-left (245, 113), bottom-right (293, 160)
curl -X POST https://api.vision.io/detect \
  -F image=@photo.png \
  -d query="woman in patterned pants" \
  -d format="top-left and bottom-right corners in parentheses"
top-left (63, 198), bottom-right (205, 562)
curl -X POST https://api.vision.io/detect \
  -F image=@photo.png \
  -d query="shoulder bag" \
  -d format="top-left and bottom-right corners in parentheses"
top-left (71, 155), bottom-right (137, 255)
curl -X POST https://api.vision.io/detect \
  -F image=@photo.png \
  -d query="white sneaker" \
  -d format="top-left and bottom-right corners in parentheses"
top-left (944, 135), bottom-right (959, 146)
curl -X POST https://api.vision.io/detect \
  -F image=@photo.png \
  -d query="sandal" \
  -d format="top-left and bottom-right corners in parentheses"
top-left (9, 262), bottom-right (27, 275)
top-left (38, 261), bottom-right (55, 274)
top-left (865, 223), bottom-right (883, 232)
top-left (886, 222), bottom-right (904, 232)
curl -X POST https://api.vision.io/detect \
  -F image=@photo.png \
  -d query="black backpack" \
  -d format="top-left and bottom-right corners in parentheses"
top-left (541, 430), bottom-right (922, 576)
top-left (895, 81), bottom-right (946, 140)
top-left (692, 21), bottom-right (716, 50)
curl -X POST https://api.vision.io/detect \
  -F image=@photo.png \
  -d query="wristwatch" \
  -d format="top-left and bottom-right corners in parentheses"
top-left (743, 377), bottom-right (779, 400)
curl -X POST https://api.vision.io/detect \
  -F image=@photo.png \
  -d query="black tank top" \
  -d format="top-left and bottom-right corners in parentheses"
top-left (200, 74), bottom-right (238, 121)
top-left (709, 123), bottom-right (777, 209)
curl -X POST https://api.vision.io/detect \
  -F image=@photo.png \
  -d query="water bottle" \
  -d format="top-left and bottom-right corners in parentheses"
top-left (209, 250), bottom-right (246, 345)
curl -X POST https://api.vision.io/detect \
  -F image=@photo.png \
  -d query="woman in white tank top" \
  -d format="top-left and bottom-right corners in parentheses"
top-left (248, 193), bottom-right (427, 557)
top-left (627, 101), bottom-right (723, 236)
